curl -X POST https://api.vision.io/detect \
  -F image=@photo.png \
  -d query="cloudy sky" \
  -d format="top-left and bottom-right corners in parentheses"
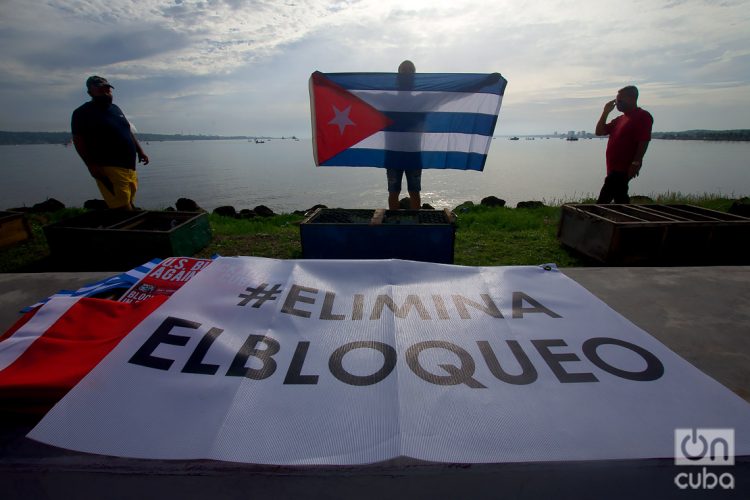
top-left (1, 0), bottom-right (748, 136)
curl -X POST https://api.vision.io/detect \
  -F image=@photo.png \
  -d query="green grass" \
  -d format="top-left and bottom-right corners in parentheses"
top-left (648, 191), bottom-right (735, 212)
top-left (194, 214), bottom-right (304, 260)
top-left (453, 205), bottom-right (585, 266)
top-left (0, 193), bottom-right (742, 272)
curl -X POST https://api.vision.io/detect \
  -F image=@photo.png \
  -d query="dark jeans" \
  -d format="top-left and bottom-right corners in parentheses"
top-left (597, 172), bottom-right (630, 204)
top-left (386, 168), bottom-right (422, 193)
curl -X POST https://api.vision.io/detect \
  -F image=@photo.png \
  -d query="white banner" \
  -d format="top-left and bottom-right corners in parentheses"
top-left (29, 257), bottom-right (750, 464)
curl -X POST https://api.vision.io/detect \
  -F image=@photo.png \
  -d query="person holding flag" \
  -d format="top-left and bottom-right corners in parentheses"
top-left (386, 60), bottom-right (422, 210)
top-left (309, 63), bottom-right (507, 209)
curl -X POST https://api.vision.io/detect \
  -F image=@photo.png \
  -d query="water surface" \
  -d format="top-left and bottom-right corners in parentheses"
top-left (1, 138), bottom-right (747, 212)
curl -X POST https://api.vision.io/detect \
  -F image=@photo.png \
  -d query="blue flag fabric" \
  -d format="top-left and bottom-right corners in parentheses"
top-left (311, 72), bottom-right (507, 171)
top-left (21, 259), bottom-right (162, 312)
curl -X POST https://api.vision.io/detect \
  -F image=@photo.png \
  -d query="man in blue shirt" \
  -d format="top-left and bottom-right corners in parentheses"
top-left (72, 76), bottom-right (149, 210)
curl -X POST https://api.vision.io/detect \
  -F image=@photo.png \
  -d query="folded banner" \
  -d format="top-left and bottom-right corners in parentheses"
top-left (310, 71), bottom-right (507, 170)
top-left (20, 258), bottom-right (162, 313)
top-left (0, 295), bottom-right (166, 415)
top-left (0, 257), bottom-right (209, 415)
top-left (28, 257), bottom-right (750, 464)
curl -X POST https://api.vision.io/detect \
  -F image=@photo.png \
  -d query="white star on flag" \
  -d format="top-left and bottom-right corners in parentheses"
top-left (328, 105), bottom-right (355, 134)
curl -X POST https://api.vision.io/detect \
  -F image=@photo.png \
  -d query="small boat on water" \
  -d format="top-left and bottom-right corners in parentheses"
top-left (509, 136), bottom-right (519, 141)
top-left (566, 136), bottom-right (579, 141)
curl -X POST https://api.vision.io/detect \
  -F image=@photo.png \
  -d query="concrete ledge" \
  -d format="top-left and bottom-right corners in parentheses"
top-left (0, 271), bottom-right (115, 333)
top-left (561, 266), bottom-right (750, 404)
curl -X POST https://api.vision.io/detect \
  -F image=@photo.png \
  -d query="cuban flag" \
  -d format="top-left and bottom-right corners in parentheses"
top-left (309, 71), bottom-right (507, 171)
top-left (20, 258), bottom-right (162, 313)
top-left (0, 295), bottom-right (167, 416)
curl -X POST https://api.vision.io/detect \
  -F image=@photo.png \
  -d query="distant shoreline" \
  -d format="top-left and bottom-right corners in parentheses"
top-left (1, 129), bottom-right (749, 146)
top-left (0, 132), bottom-right (301, 146)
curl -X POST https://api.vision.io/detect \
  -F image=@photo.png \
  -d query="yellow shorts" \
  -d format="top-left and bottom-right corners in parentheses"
top-left (96, 167), bottom-right (138, 209)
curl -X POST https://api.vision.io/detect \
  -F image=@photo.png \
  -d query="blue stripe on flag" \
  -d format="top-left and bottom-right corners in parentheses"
top-left (383, 111), bottom-right (498, 135)
top-left (20, 258), bottom-right (163, 312)
top-left (325, 73), bottom-right (507, 95)
top-left (322, 149), bottom-right (489, 171)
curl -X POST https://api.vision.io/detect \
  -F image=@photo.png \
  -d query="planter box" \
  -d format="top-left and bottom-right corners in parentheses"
top-left (300, 208), bottom-right (456, 263)
top-left (558, 204), bottom-right (750, 265)
top-left (0, 211), bottom-right (32, 249)
top-left (44, 211), bottom-right (211, 269)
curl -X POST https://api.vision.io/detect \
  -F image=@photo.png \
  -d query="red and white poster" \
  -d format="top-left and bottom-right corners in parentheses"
top-left (120, 257), bottom-right (213, 304)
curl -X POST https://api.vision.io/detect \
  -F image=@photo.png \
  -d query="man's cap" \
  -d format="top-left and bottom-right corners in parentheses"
top-left (86, 76), bottom-right (114, 90)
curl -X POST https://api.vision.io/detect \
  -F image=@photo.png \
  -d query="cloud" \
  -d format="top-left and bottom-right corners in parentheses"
top-left (14, 27), bottom-right (190, 70)
top-left (0, 0), bottom-right (749, 134)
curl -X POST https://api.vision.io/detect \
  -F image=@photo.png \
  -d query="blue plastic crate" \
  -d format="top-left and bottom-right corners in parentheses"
top-left (300, 208), bottom-right (456, 263)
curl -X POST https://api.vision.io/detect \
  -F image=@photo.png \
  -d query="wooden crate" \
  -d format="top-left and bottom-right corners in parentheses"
top-left (43, 211), bottom-right (211, 269)
top-left (0, 211), bottom-right (32, 249)
top-left (557, 204), bottom-right (750, 265)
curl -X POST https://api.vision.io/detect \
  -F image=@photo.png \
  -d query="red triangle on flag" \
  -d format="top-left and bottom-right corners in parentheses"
top-left (309, 72), bottom-right (393, 165)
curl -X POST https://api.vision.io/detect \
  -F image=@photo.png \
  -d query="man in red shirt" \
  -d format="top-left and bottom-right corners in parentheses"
top-left (595, 86), bottom-right (653, 203)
